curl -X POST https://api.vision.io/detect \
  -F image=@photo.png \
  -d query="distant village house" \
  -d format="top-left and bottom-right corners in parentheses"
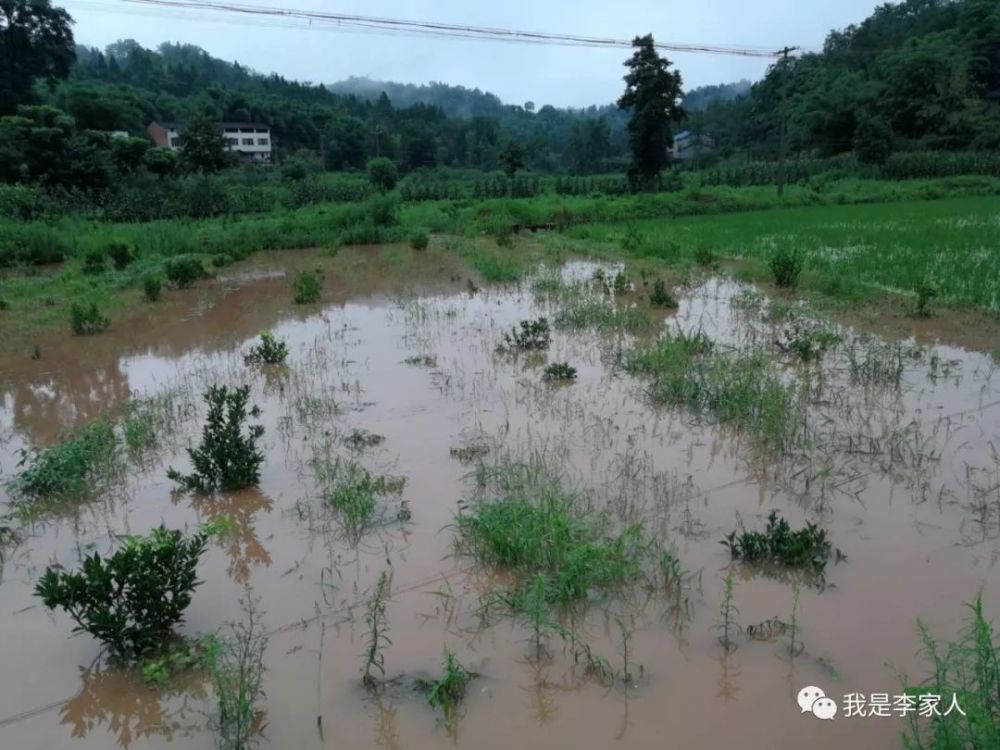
top-left (146, 121), bottom-right (273, 163)
top-left (671, 130), bottom-right (716, 161)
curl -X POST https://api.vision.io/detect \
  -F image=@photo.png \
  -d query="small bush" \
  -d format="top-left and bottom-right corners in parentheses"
top-left (723, 510), bottom-right (832, 574)
top-left (410, 229), bottom-right (430, 251)
top-left (70, 302), bottom-right (110, 335)
top-left (244, 330), bottom-right (289, 365)
top-left (81, 249), bottom-right (107, 275)
top-left (107, 240), bottom-right (136, 270)
top-left (769, 247), bottom-right (804, 288)
top-left (649, 279), bottom-right (678, 308)
top-left (367, 157), bottom-right (399, 192)
top-left (542, 362), bottom-right (577, 381)
top-left (212, 253), bottom-right (234, 268)
top-left (211, 594), bottom-right (268, 750)
top-left (498, 318), bottom-right (551, 352)
top-left (143, 274), bottom-right (163, 302)
top-left (165, 256), bottom-right (209, 289)
top-left (167, 385), bottom-right (265, 492)
top-left (776, 319), bottom-right (841, 362)
top-left (291, 268), bottom-right (323, 304)
top-left (35, 526), bottom-right (210, 659)
top-left (318, 456), bottom-right (406, 542)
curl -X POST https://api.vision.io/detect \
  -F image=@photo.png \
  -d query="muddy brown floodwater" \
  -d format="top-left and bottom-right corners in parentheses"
top-left (2, 247), bottom-right (999, 750)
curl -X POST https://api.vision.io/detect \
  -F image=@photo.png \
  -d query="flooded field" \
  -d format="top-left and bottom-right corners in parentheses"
top-left (2, 247), bottom-right (999, 749)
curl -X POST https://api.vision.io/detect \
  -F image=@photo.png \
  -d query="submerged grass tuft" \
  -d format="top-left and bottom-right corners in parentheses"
top-left (625, 332), bottom-right (798, 450)
top-left (723, 510), bottom-right (832, 574)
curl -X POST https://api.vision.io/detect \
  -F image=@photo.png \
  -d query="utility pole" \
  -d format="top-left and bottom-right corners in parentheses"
top-left (776, 45), bottom-right (798, 197)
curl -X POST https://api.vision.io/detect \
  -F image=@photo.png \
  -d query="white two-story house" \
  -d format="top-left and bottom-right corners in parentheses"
top-left (146, 121), bottom-right (273, 164)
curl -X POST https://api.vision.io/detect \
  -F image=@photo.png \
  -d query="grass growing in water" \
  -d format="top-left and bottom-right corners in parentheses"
top-left (69, 302), bottom-right (110, 335)
top-left (902, 596), bottom-right (1000, 749)
top-left (291, 268), bottom-right (323, 304)
top-left (542, 362), bottom-right (577, 381)
top-left (497, 318), bottom-right (551, 352)
top-left (649, 279), bottom-right (678, 309)
top-left (554, 297), bottom-right (649, 333)
top-left (625, 332), bottom-right (798, 451)
top-left (722, 510), bottom-right (832, 574)
top-left (457, 460), bottom-right (644, 607)
top-left (11, 418), bottom-right (118, 500)
top-left (313, 452), bottom-right (406, 542)
top-left (211, 592), bottom-right (268, 750)
top-left (362, 571), bottom-right (391, 692)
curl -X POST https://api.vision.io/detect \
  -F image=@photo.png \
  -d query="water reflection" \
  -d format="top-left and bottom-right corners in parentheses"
top-left (60, 662), bottom-right (206, 748)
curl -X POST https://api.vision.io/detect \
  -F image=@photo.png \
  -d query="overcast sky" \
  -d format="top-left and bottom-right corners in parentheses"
top-left (62, 0), bottom-right (888, 108)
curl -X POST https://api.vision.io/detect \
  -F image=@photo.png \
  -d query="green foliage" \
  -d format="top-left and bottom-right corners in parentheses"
top-left (409, 228), bottom-right (429, 251)
top-left (717, 572), bottom-right (741, 652)
top-left (776, 319), bottom-right (841, 362)
top-left (722, 510), bottom-right (832, 574)
top-left (0, 0), bottom-right (75, 116)
top-left (499, 141), bottom-right (525, 179)
top-left (769, 247), bottom-right (804, 288)
top-left (426, 650), bottom-right (470, 721)
top-left (69, 301), bottom-right (110, 334)
top-left (107, 239), bottom-right (135, 269)
top-left (81, 248), bottom-right (107, 275)
top-left (542, 362), bottom-right (577, 381)
top-left (11, 418), bottom-right (117, 500)
top-left (167, 385), bottom-right (265, 493)
top-left (649, 278), bottom-right (678, 308)
top-left (141, 634), bottom-right (219, 686)
top-left (617, 34), bottom-right (684, 185)
top-left (244, 330), bottom-right (289, 365)
top-left (497, 317), bottom-right (551, 352)
top-left (366, 157), bottom-right (399, 192)
top-left (457, 475), bottom-right (644, 605)
top-left (35, 527), bottom-right (209, 658)
top-left (165, 256), bottom-right (209, 288)
top-left (142, 273), bottom-right (163, 302)
top-left (902, 596), bottom-right (1000, 750)
top-left (625, 332), bottom-right (796, 450)
top-left (315, 455), bottom-right (406, 543)
top-left (554, 298), bottom-right (650, 333)
top-left (210, 594), bottom-right (268, 750)
top-left (178, 114), bottom-right (231, 174)
top-left (291, 268), bottom-right (323, 304)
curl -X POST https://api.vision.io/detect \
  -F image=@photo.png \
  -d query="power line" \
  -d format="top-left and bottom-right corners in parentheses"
top-left (106, 0), bottom-right (791, 58)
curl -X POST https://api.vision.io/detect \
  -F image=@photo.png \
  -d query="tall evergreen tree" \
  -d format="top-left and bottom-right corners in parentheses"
top-left (617, 34), bottom-right (684, 187)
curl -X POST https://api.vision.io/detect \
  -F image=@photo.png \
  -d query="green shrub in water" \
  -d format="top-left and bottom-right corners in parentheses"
top-left (722, 510), bottom-right (831, 574)
top-left (167, 385), bottom-right (265, 492)
top-left (291, 268), bottom-right (323, 304)
top-left (244, 330), bottom-right (289, 365)
top-left (165, 256), bottom-right (209, 288)
top-left (69, 302), bottom-right (110, 335)
top-left (769, 247), bottom-right (804, 288)
top-left (35, 526), bottom-right (210, 658)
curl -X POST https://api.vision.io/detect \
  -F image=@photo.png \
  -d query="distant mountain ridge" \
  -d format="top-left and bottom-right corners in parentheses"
top-left (326, 76), bottom-right (507, 117)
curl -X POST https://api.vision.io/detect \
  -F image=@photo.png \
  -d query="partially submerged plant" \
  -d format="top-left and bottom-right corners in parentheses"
top-left (722, 510), bottom-right (832, 574)
top-left (168, 385), bottom-right (265, 493)
top-left (901, 596), bottom-right (1000, 749)
top-left (410, 229), bottom-right (430, 251)
top-left (769, 247), bottom-right (804, 288)
top-left (11, 418), bottom-right (118, 501)
top-left (362, 571), bottom-right (391, 692)
top-left (314, 454), bottom-right (406, 541)
top-left (142, 273), bottom-right (163, 302)
top-left (425, 650), bottom-right (470, 723)
top-left (542, 362), bottom-right (577, 382)
top-left (776, 319), bottom-right (840, 363)
top-left (716, 572), bottom-right (741, 652)
top-left (211, 592), bottom-right (268, 750)
top-left (244, 331), bottom-right (289, 366)
top-left (69, 302), bottom-right (110, 335)
top-left (35, 526), bottom-right (211, 659)
top-left (649, 279), bottom-right (678, 309)
top-left (291, 268), bottom-right (323, 304)
top-left (165, 256), bottom-right (209, 289)
top-left (497, 318), bottom-right (551, 352)
top-left (141, 634), bottom-right (219, 686)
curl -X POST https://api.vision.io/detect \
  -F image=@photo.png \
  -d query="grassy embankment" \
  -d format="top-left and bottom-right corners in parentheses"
top-left (0, 175), bottom-right (998, 342)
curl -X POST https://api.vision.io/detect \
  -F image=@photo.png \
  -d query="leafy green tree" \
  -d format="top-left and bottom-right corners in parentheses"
top-left (178, 112), bottom-right (229, 173)
top-left (324, 115), bottom-right (367, 170)
top-left (143, 146), bottom-right (177, 177)
top-left (568, 118), bottom-right (611, 173)
top-left (853, 113), bottom-right (893, 165)
top-left (0, 0), bottom-right (75, 115)
top-left (617, 34), bottom-right (684, 187)
top-left (109, 135), bottom-right (150, 174)
top-left (366, 156), bottom-right (398, 191)
top-left (499, 140), bottom-right (525, 178)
